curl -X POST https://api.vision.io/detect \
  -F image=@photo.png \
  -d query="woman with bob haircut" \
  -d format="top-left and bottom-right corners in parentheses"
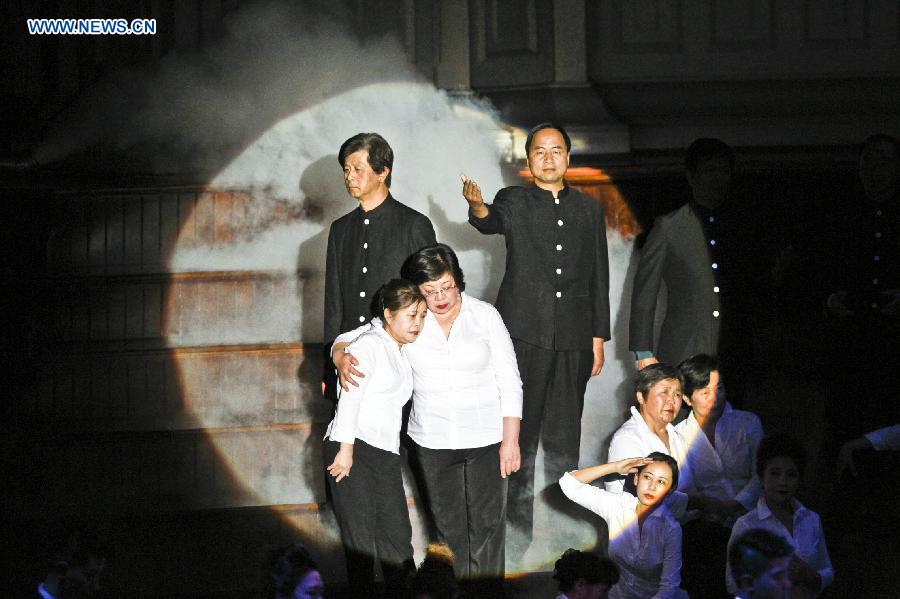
top-left (323, 278), bottom-right (427, 596)
top-left (332, 243), bottom-right (522, 588)
top-left (553, 548), bottom-right (620, 599)
top-left (560, 452), bottom-right (688, 598)
top-left (726, 435), bottom-right (833, 598)
top-left (605, 364), bottom-right (689, 496)
top-left (263, 543), bottom-right (324, 599)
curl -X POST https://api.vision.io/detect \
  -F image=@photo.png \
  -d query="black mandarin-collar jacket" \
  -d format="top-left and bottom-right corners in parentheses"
top-left (469, 183), bottom-right (610, 351)
top-left (324, 194), bottom-right (436, 344)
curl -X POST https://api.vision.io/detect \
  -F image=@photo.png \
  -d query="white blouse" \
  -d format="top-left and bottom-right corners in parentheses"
top-left (726, 497), bottom-right (834, 596)
top-left (674, 403), bottom-right (764, 510)
top-left (334, 293), bottom-right (523, 449)
top-left (560, 473), bottom-right (688, 599)
top-left (606, 407), bottom-right (690, 494)
top-left (325, 325), bottom-right (413, 454)
top-left (866, 423), bottom-right (900, 450)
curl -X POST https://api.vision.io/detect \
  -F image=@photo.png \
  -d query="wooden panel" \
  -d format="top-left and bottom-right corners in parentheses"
top-left (609, 0), bottom-right (683, 53)
top-left (27, 345), bottom-right (324, 429)
top-left (711, 0), bottom-right (774, 50)
top-left (47, 189), bottom-right (303, 276)
top-left (803, 0), bottom-right (868, 48)
top-left (3, 424), bottom-right (326, 514)
top-left (588, 0), bottom-right (899, 82)
top-left (47, 272), bottom-right (299, 346)
top-left (469, 0), bottom-right (554, 87)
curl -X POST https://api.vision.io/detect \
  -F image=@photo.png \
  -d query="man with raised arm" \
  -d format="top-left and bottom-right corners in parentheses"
top-left (462, 122), bottom-right (610, 546)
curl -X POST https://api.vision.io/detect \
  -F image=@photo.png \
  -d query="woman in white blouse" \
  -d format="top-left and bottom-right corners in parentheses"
top-left (323, 279), bottom-right (427, 597)
top-left (726, 434), bottom-right (833, 598)
top-left (606, 364), bottom-right (688, 495)
top-left (675, 353), bottom-right (763, 597)
top-left (559, 452), bottom-right (688, 599)
top-left (332, 243), bottom-right (523, 587)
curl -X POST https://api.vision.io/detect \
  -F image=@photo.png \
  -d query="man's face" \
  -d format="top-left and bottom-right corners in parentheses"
top-left (746, 555), bottom-right (791, 599)
top-left (687, 155), bottom-right (732, 208)
top-left (65, 556), bottom-right (106, 596)
top-left (342, 149), bottom-right (387, 202)
top-left (527, 128), bottom-right (569, 187)
top-left (860, 141), bottom-right (899, 203)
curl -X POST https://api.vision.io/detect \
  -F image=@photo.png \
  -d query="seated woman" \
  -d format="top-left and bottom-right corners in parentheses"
top-left (263, 543), bottom-right (324, 599)
top-left (676, 353), bottom-right (764, 515)
top-left (560, 453), bottom-right (688, 599)
top-left (332, 244), bottom-right (522, 587)
top-left (675, 354), bottom-right (764, 597)
top-left (605, 364), bottom-right (688, 496)
top-left (323, 279), bottom-right (427, 596)
top-left (726, 434), bottom-right (834, 598)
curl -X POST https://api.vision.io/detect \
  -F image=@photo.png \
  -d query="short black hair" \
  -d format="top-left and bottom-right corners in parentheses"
top-left (553, 548), bottom-right (619, 593)
top-left (638, 451), bottom-right (680, 491)
top-left (634, 363), bottom-right (684, 404)
top-left (525, 122), bottom-right (572, 155)
top-left (677, 353), bottom-right (719, 398)
top-left (728, 528), bottom-right (793, 585)
top-left (685, 138), bottom-right (734, 174)
top-left (338, 132), bottom-right (394, 187)
top-left (756, 433), bottom-right (806, 479)
top-left (401, 243), bottom-right (466, 292)
top-left (372, 278), bottom-right (424, 318)
top-left (409, 543), bottom-right (458, 599)
top-left (860, 134), bottom-right (900, 160)
top-left (263, 543), bottom-right (319, 599)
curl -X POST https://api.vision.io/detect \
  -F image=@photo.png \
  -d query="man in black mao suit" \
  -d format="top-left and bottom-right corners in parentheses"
top-left (629, 138), bottom-right (756, 404)
top-left (322, 132), bottom-right (435, 593)
top-left (464, 123), bottom-right (610, 545)
top-left (323, 132), bottom-right (436, 395)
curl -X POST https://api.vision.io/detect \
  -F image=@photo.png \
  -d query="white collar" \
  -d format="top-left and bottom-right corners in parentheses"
top-left (38, 583), bottom-right (57, 599)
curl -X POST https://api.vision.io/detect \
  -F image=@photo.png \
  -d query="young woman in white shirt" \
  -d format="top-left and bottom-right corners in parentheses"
top-left (332, 243), bottom-right (523, 589)
top-left (323, 279), bottom-right (427, 597)
top-left (559, 452), bottom-right (688, 599)
top-left (676, 353), bottom-right (764, 597)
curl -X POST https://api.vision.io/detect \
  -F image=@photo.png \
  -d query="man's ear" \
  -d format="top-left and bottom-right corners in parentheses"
top-left (636, 391), bottom-right (645, 405)
top-left (378, 166), bottom-right (391, 181)
top-left (682, 394), bottom-right (693, 408)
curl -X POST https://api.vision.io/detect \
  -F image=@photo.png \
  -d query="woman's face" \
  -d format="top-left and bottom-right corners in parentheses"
top-left (419, 272), bottom-right (460, 315)
top-left (761, 456), bottom-right (800, 507)
top-left (291, 569), bottom-right (324, 599)
top-left (383, 300), bottom-right (427, 345)
top-left (637, 378), bottom-right (683, 428)
top-left (685, 370), bottom-right (725, 421)
top-left (633, 460), bottom-right (674, 507)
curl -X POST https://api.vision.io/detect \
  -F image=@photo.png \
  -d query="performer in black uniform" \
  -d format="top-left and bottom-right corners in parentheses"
top-left (629, 138), bottom-right (760, 406)
top-left (462, 122), bottom-right (610, 545)
top-left (323, 132), bottom-right (436, 399)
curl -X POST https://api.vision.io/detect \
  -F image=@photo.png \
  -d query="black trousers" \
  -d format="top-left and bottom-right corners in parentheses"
top-left (413, 441), bottom-right (506, 580)
top-left (507, 338), bottom-right (593, 543)
top-left (324, 439), bottom-right (414, 596)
